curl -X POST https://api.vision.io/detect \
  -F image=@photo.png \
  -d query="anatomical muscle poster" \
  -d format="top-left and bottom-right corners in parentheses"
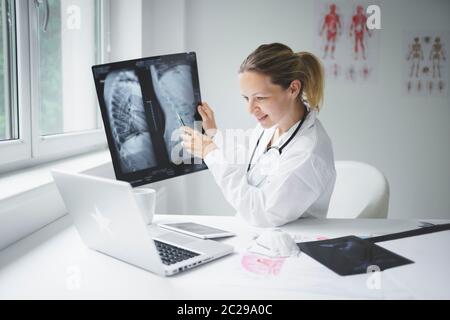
top-left (314, 1), bottom-right (381, 83)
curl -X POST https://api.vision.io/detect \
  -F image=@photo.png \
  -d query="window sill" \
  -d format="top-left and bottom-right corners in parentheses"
top-left (0, 149), bottom-right (113, 251)
top-left (0, 149), bottom-right (112, 202)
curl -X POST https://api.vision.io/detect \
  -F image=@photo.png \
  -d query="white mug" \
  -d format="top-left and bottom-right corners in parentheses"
top-left (133, 188), bottom-right (156, 225)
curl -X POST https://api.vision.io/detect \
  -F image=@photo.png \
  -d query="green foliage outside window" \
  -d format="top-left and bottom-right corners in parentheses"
top-left (39, 0), bottom-right (63, 136)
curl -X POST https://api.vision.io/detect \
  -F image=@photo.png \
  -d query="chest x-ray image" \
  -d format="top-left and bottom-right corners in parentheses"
top-left (92, 52), bottom-right (207, 187)
top-left (150, 63), bottom-right (197, 165)
top-left (103, 70), bottom-right (157, 173)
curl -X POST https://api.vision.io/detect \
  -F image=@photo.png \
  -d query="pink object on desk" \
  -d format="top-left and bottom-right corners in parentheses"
top-left (241, 253), bottom-right (286, 276)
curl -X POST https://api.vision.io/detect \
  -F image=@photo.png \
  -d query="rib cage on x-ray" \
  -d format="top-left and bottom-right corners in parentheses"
top-left (104, 70), bottom-right (157, 173)
top-left (150, 63), bottom-right (197, 164)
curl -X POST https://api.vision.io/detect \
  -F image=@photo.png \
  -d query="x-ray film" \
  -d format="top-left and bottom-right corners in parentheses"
top-left (92, 52), bottom-right (207, 186)
top-left (103, 70), bottom-right (156, 173)
top-left (298, 236), bottom-right (414, 276)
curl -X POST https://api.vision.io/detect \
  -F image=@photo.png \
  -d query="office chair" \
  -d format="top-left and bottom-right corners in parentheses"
top-left (327, 161), bottom-right (390, 219)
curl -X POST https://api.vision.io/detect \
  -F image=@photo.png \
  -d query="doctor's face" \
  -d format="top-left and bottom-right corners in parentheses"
top-left (239, 71), bottom-right (294, 129)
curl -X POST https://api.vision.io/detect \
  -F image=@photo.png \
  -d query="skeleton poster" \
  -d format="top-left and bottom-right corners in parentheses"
top-left (403, 31), bottom-right (448, 96)
top-left (314, 1), bottom-right (381, 83)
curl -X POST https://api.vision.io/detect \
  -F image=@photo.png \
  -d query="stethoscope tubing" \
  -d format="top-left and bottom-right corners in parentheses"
top-left (247, 106), bottom-right (309, 173)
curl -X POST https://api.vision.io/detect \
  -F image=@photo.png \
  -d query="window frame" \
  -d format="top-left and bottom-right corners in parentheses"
top-left (0, 0), bottom-right (110, 171)
top-left (0, 0), bottom-right (30, 167)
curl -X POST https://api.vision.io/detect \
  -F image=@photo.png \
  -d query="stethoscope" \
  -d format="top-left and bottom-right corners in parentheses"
top-left (247, 104), bottom-right (309, 176)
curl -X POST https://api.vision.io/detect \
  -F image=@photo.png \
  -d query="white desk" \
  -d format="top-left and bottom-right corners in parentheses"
top-left (0, 214), bottom-right (448, 300)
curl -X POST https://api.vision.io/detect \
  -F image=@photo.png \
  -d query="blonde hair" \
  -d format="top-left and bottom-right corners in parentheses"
top-left (239, 43), bottom-right (324, 111)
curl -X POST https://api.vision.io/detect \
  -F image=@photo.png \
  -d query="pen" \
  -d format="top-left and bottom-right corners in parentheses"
top-left (176, 112), bottom-right (186, 127)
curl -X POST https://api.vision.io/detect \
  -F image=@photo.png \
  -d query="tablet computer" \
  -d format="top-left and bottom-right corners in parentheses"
top-left (158, 222), bottom-right (235, 239)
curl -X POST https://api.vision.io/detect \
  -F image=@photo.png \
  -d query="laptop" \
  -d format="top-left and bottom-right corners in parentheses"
top-left (51, 169), bottom-right (233, 276)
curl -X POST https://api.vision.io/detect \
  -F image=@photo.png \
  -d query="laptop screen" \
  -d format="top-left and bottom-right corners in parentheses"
top-left (92, 52), bottom-right (207, 186)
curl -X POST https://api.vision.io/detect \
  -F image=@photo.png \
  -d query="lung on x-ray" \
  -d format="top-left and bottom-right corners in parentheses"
top-left (92, 52), bottom-right (207, 187)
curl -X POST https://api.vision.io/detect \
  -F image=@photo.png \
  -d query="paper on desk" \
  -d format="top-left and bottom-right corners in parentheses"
top-left (173, 242), bottom-right (415, 299)
top-left (375, 230), bottom-right (450, 299)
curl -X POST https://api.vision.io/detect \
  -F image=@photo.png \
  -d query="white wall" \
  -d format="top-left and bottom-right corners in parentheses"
top-left (61, 0), bottom-right (97, 132)
top-left (110, 0), bottom-right (142, 61)
top-left (142, 0), bottom-right (186, 56)
top-left (140, 0), bottom-right (450, 219)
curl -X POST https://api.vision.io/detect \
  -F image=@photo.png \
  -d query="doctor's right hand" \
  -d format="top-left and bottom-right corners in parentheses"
top-left (198, 102), bottom-right (217, 138)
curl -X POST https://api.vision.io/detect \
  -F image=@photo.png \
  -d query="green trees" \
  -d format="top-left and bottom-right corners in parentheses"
top-left (39, 0), bottom-right (62, 136)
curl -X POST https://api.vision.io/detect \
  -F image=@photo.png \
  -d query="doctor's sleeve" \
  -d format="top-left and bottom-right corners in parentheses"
top-left (204, 147), bottom-right (324, 228)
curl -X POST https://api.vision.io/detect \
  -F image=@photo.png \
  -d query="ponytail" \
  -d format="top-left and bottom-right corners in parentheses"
top-left (295, 52), bottom-right (324, 111)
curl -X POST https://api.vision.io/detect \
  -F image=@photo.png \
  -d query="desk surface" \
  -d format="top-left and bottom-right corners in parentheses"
top-left (0, 214), bottom-right (449, 300)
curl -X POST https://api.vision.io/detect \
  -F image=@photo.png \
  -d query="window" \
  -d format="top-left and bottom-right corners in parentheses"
top-left (38, 0), bottom-right (100, 136)
top-left (0, 0), bottom-right (109, 170)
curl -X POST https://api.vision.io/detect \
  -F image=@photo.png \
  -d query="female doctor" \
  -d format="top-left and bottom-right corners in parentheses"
top-left (180, 43), bottom-right (336, 228)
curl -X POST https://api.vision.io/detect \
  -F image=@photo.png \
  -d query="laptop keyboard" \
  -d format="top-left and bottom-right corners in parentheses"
top-left (154, 240), bottom-right (200, 266)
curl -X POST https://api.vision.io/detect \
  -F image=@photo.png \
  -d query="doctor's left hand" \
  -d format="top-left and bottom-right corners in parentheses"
top-left (180, 126), bottom-right (218, 159)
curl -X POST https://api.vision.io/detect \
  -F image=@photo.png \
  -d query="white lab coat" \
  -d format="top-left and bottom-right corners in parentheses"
top-left (204, 109), bottom-right (336, 227)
